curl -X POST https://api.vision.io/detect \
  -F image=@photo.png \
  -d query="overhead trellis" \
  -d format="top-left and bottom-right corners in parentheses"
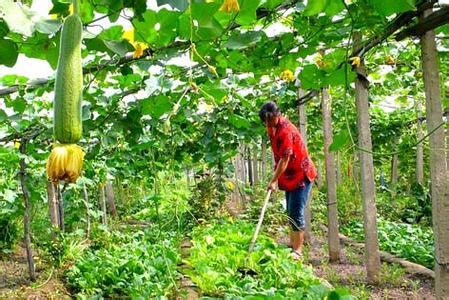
top-left (0, 0), bottom-right (447, 97)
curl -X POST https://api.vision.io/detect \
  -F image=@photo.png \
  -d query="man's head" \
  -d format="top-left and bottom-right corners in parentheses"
top-left (259, 101), bottom-right (280, 127)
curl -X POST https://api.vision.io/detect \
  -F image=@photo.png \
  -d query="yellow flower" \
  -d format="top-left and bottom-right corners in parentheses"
top-left (225, 180), bottom-right (235, 190)
top-left (349, 56), bottom-right (361, 68)
top-left (123, 28), bottom-right (149, 59)
top-left (133, 42), bottom-right (147, 58)
top-left (220, 0), bottom-right (240, 13)
top-left (47, 144), bottom-right (84, 183)
top-left (122, 29), bottom-right (134, 42)
top-left (385, 55), bottom-right (395, 65)
top-left (280, 69), bottom-right (294, 82)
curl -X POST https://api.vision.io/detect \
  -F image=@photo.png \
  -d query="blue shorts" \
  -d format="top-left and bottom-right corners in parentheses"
top-left (285, 178), bottom-right (312, 231)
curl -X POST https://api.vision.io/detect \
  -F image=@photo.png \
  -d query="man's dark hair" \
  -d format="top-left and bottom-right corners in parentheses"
top-left (259, 101), bottom-right (280, 123)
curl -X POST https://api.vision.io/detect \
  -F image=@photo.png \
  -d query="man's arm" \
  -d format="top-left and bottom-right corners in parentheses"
top-left (267, 155), bottom-right (290, 191)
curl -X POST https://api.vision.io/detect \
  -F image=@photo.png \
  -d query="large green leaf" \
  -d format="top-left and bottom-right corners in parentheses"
top-left (84, 37), bottom-right (110, 53)
top-left (298, 65), bottom-right (325, 89)
top-left (141, 95), bottom-right (173, 119)
top-left (329, 130), bottom-right (350, 152)
top-left (0, 20), bottom-right (9, 39)
top-left (325, 0), bottom-right (345, 16)
top-left (9, 98), bottom-right (27, 114)
top-left (229, 115), bottom-right (250, 129)
top-left (49, 0), bottom-right (70, 16)
top-left (133, 9), bottom-right (180, 46)
top-left (191, 1), bottom-right (221, 24)
top-left (324, 65), bottom-right (356, 87)
top-left (0, 74), bottom-right (28, 86)
top-left (46, 41), bottom-right (60, 69)
top-left (225, 31), bottom-right (263, 50)
top-left (303, 0), bottom-right (329, 16)
top-left (236, 0), bottom-right (261, 26)
top-left (195, 17), bottom-right (224, 41)
top-left (100, 25), bottom-right (124, 40)
top-left (0, 39), bottom-right (18, 67)
top-left (80, 0), bottom-right (95, 23)
top-left (35, 19), bottom-right (62, 35)
top-left (104, 40), bottom-right (131, 57)
top-left (369, 0), bottom-right (415, 16)
top-left (0, 0), bottom-right (35, 36)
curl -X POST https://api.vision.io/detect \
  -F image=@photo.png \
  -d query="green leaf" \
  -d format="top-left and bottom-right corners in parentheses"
top-left (325, 0), bottom-right (345, 16)
top-left (194, 17), bottom-right (224, 40)
top-left (303, 0), bottom-right (329, 16)
top-left (0, 20), bottom-right (9, 39)
top-left (229, 115), bottom-right (250, 129)
top-left (80, 0), bottom-right (95, 23)
top-left (236, 0), bottom-right (261, 26)
top-left (35, 19), bottom-right (62, 35)
top-left (191, 1), bottom-right (221, 24)
top-left (328, 288), bottom-right (356, 299)
top-left (84, 37), bottom-right (110, 53)
top-left (9, 98), bottom-right (27, 113)
top-left (104, 40), bottom-right (131, 56)
top-left (100, 25), bottom-right (124, 40)
top-left (106, 0), bottom-right (123, 22)
top-left (324, 65), bottom-right (356, 87)
top-left (49, 0), bottom-right (70, 15)
top-left (0, 0), bottom-right (35, 36)
top-left (46, 39), bottom-right (60, 69)
top-left (133, 9), bottom-right (180, 46)
top-left (225, 31), bottom-right (263, 50)
top-left (0, 74), bottom-right (27, 86)
top-left (329, 130), bottom-right (349, 152)
top-left (141, 95), bottom-right (173, 119)
top-left (0, 39), bottom-right (18, 67)
top-left (298, 65), bottom-right (325, 89)
top-left (156, 0), bottom-right (188, 11)
top-left (82, 104), bottom-right (91, 121)
top-left (369, 0), bottom-right (415, 16)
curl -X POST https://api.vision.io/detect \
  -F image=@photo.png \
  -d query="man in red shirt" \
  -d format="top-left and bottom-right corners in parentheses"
top-left (259, 102), bottom-right (317, 259)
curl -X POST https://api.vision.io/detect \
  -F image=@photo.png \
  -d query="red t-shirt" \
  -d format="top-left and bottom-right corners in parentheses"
top-left (268, 116), bottom-right (317, 191)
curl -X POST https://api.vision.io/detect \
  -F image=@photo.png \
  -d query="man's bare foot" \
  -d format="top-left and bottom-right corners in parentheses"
top-left (290, 249), bottom-right (302, 260)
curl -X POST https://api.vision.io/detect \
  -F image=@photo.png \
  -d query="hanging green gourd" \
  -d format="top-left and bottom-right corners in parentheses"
top-left (46, 0), bottom-right (84, 183)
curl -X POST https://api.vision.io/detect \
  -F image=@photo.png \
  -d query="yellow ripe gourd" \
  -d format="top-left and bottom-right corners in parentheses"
top-left (47, 0), bottom-right (84, 183)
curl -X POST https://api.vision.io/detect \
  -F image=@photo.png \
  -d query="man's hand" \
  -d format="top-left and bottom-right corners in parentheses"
top-left (267, 180), bottom-right (277, 191)
top-left (267, 155), bottom-right (289, 192)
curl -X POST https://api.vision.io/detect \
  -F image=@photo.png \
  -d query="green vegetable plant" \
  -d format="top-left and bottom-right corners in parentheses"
top-left (341, 219), bottom-right (434, 268)
top-left (185, 219), bottom-right (353, 298)
top-left (66, 228), bottom-right (181, 298)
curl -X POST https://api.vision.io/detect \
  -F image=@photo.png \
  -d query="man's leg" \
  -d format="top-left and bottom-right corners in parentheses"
top-left (287, 189), bottom-right (302, 253)
top-left (291, 230), bottom-right (303, 253)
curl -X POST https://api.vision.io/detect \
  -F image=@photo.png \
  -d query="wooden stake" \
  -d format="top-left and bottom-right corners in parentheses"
top-left (353, 31), bottom-right (381, 284)
top-left (19, 139), bottom-right (36, 281)
top-left (420, 8), bottom-right (449, 298)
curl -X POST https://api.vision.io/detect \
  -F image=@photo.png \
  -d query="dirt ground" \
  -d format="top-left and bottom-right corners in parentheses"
top-left (277, 232), bottom-right (435, 300)
top-left (0, 248), bottom-right (70, 299)
top-left (0, 216), bottom-right (436, 299)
